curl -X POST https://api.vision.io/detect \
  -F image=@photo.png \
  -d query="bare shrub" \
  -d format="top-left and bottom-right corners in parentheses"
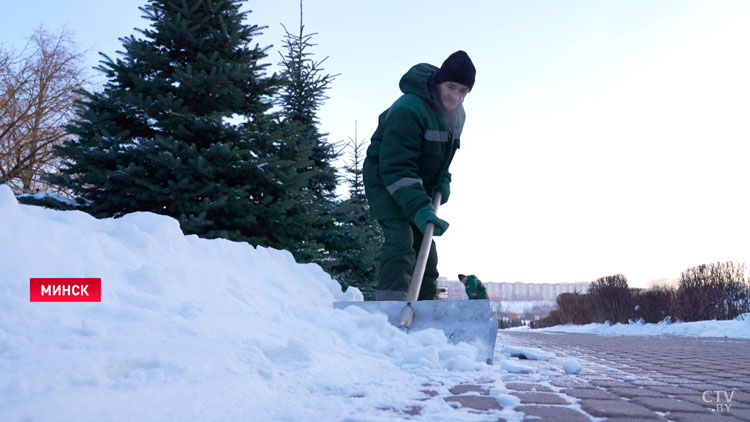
top-left (589, 274), bottom-right (633, 324)
top-left (555, 292), bottom-right (593, 325)
top-left (535, 310), bottom-right (561, 329)
top-left (633, 284), bottom-right (675, 323)
top-left (677, 261), bottom-right (748, 321)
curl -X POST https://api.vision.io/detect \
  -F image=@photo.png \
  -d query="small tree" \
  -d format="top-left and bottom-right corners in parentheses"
top-left (327, 123), bottom-right (382, 300)
top-left (0, 28), bottom-right (86, 194)
top-left (276, 0), bottom-right (341, 266)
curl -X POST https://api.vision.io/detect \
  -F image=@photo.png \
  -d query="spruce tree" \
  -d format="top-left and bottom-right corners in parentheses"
top-left (276, 1), bottom-right (340, 264)
top-left (329, 124), bottom-right (382, 300)
top-left (50, 0), bottom-right (310, 248)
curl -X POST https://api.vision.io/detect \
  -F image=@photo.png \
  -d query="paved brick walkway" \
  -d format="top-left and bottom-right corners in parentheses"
top-left (493, 331), bottom-right (750, 421)
top-left (382, 332), bottom-right (750, 421)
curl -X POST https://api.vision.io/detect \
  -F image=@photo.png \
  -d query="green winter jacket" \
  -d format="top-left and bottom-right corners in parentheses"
top-left (363, 63), bottom-right (464, 220)
top-left (464, 275), bottom-right (488, 300)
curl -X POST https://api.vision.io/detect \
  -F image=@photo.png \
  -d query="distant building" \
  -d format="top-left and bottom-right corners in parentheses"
top-left (487, 281), bottom-right (589, 302)
top-left (437, 277), bottom-right (467, 300)
top-left (438, 277), bottom-right (589, 302)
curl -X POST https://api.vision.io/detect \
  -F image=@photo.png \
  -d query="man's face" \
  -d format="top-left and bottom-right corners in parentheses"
top-left (436, 81), bottom-right (470, 111)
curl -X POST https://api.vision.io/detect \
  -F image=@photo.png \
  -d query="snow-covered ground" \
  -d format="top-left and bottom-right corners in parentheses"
top-left (537, 314), bottom-right (750, 339)
top-left (2, 183), bottom-right (749, 421)
top-left (0, 185), bottom-right (520, 421)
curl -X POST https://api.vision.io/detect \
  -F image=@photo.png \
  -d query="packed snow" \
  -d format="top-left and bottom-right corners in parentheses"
top-left (500, 360), bottom-right (537, 375)
top-left (2, 183), bottom-right (750, 421)
top-left (561, 359), bottom-right (582, 375)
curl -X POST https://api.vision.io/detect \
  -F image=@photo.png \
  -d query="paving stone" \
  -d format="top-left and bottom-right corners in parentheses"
top-left (443, 395), bottom-right (502, 411)
top-left (720, 382), bottom-right (750, 391)
top-left (515, 405), bottom-right (590, 422)
top-left (650, 385), bottom-right (702, 396)
top-left (585, 375), bottom-right (619, 384)
top-left (607, 386), bottom-right (666, 398)
top-left (505, 382), bottom-right (554, 392)
top-left (578, 399), bottom-right (659, 418)
top-left (561, 388), bottom-right (620, 400)
top-left (377, 405), bottom-right (422, 417)
top-left (630, 396), bottom-right (710, 413)
top-left (655, 377), bottom-right (687, 385)
top-left (591, 379), bottom-right (636, 389)
top-left (549, 379), bottom-right (587, 388)
top-left (714, 372), bottom-right (745, 380)
top-left (730, 410), bottom-right (750, 422)
top-left (402, 405), bottom-right (421, 416)
top-left (702, 365), bottom-right (733, 372)
top-left (666, 411), bottom-right (745, 422)
top-left (448, 384), bottom-right (489, 395)
top-left (677, 385), bottom-right (732, 397)
top-left (684, 374), bottom-right (715, 382)
top-left (632, 379), bottom-right (670, 387)
top-left (664, 370), bottom-right (698, 377)
top-left (511, 392), bottom-right (569, 405)
top-left (604, 418), bottom-right (668, 422)
top-left (672, 393), bottom-right (710, 405)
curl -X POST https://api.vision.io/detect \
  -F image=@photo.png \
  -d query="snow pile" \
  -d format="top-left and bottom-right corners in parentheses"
top-left (539, 314), bottom-right (750, 339)
top-left (0, 185), bottom-right (483, 421)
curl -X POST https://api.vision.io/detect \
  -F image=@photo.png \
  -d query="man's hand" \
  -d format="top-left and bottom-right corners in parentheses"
top-left (413, 204), bottom-right (449, 236)
top-left (438, 180), bottom-right (450, 204)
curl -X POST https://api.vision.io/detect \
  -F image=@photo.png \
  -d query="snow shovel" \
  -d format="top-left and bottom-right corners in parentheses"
top-left (333, 192), bottom-right (498, 364)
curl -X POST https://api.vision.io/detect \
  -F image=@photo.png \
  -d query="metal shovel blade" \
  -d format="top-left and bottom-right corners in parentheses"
top-left (333, 299), bottom-right (498, 364)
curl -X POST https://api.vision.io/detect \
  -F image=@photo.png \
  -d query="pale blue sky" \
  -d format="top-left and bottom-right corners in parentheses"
top-left (3, 1), bottom-right (749, 287)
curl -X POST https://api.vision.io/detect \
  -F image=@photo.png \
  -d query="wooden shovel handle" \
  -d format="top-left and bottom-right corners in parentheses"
top-left (406, 191), bottom-right (442, 302)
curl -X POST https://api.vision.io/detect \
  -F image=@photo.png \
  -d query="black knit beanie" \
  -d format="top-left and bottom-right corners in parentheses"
top-left (434, 50), bottom-right (476, 91)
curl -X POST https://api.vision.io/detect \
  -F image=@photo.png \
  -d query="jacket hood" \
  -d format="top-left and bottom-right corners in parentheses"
top-left (399, 63), bottom-right (456, 115)
top-left (399, 63), bottom-right (438, 102)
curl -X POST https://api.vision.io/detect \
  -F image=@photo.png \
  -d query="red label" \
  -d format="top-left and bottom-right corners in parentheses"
top-left (30, 278), bottom-right (101, 302)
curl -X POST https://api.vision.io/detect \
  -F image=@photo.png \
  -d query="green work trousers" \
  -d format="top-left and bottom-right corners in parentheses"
top-left (375, 218), bottom-right (438, 301)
